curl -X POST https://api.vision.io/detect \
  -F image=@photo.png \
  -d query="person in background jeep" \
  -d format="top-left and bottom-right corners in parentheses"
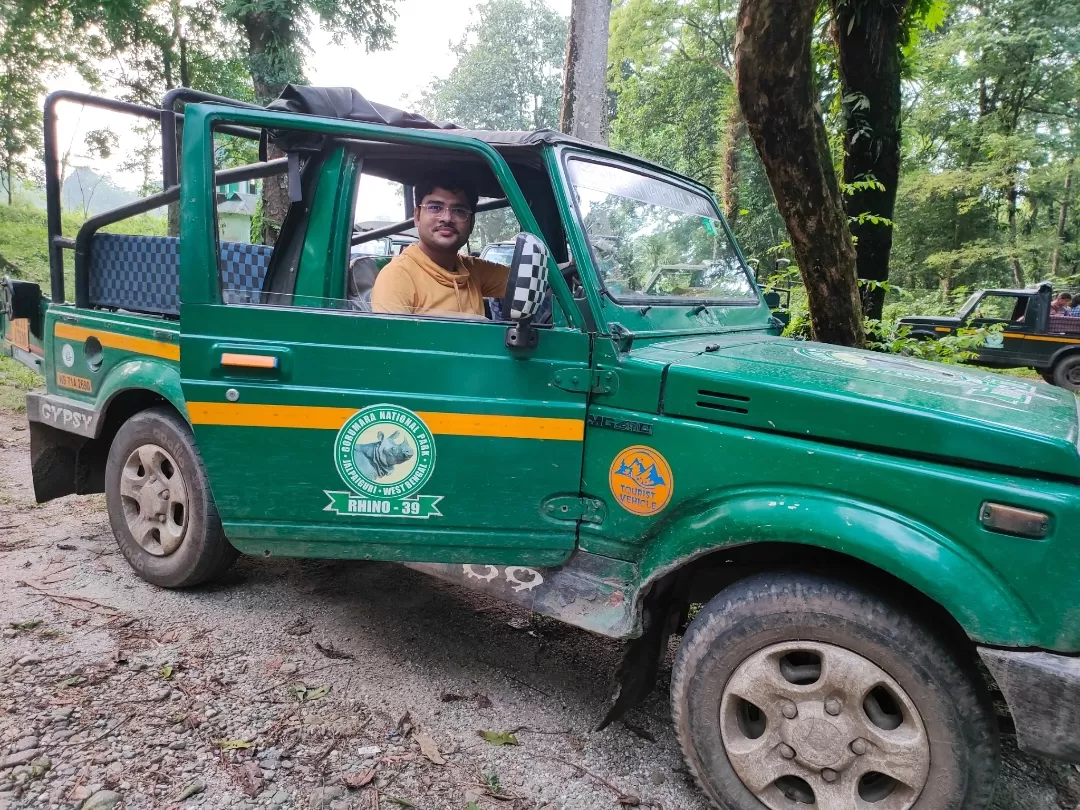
top-left (369, 177), bottom-right (508, 318)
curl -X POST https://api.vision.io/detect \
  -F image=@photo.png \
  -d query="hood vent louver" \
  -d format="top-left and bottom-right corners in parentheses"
top-left (695, 389), bottom-right (750, 416)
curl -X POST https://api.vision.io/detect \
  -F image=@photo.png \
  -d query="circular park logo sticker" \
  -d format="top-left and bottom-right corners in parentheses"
top-left (334, 404), bottom-right (436, 499)
top-left (609, 445), bottom-right (674, 516)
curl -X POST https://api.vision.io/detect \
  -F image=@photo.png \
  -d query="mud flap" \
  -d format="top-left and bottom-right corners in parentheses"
top-left (29, 420), bottom-right (106, 502)
top-left (596, 572), bottom-right (690, 730)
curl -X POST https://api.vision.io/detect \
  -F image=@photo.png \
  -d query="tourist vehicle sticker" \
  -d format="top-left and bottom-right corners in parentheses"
top-left (325, 404), bottom-right (442, 518)
top-left (609, 445), bottom-right (674, 516)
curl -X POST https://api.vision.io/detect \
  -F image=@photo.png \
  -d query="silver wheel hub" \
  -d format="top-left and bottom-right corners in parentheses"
top-left (719, 641), bottom-right (930, 810)
top-left (119, 443), bottom-right (189, 557)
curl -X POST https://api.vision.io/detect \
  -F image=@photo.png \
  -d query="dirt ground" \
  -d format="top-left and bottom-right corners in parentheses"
top-left (1, 405), bottom-right (1079, 810)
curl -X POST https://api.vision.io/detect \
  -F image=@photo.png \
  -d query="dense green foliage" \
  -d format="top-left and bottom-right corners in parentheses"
top-left (607, 0), bottom-right (1080, 320)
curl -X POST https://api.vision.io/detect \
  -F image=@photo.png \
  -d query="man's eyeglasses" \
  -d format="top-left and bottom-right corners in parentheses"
top-left (420, 202), bottom-right (473, 222)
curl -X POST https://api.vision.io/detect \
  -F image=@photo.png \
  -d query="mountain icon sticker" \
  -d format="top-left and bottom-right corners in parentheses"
top-left (609, 445), bottom-right (674, 516)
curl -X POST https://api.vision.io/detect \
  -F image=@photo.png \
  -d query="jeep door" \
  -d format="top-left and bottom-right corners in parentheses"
top-left (964, 292), bottom-right (1042, 366)
top-left (177, 106), bottom-right (590, 565)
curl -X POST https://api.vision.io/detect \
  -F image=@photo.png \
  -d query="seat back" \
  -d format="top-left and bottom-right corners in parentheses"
top-left (87, 233), bottom-right (272, 315)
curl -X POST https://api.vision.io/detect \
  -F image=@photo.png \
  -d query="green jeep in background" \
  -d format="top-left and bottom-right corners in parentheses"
top-left (898, 281), bottom-right (1080, 390)
top-left (3, 86), bottom-right (1080, 810)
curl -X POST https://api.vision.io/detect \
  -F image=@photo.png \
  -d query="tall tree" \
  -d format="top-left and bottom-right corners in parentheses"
top-left (0, 2), bottom-right (80, 205)
top-left (736, 0), bottom-right (864, 346)
top-left (560, 0), bottom-right (611, 143)
top-left (222, 0), bottom-right (396, 243)
top-left (890, 0), bottom-right (1080, 294)
top-left (416, 0), bottom-right (567, 130)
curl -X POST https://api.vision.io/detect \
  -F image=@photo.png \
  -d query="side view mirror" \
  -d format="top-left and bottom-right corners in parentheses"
top-left (504, 232), bottom-right (550, 349)
top-left (764, 291), bottom-right (781, 309)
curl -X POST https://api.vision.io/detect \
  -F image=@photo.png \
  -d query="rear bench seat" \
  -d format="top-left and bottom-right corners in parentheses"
top-left (88, 233), bottom-right (273, 316)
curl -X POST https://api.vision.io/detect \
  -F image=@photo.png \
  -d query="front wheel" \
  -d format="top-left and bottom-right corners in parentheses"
top-left (1052, 355), bottom-right (1080, 391)
top-left (105, 406), bottom-right (238, 587)
top-left (671, 572), bottom-right (999, 810)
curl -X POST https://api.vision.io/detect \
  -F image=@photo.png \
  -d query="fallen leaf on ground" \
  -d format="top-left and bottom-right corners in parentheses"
top-left (386, 798), bottom-right (416, 808)
top-left (474, 693), bottom-right (492, 709)
top-left (415, 731), bottom-right (445, 765)
top-left (10, 619), bottom-right (42, 631)
top-left (478, 730), bottom-right (519, 746)
top-left (265, 658), bottom-right (284, 672)
top-left (160, 663), bottom-right (174, 680)
top-left (305, 685), bottom-right (330, 701)
top-left (215, 739), bottom-right (253, 750)
top-left (343, 768), bottom-right (376, 789)
top-left (55, 543), bottom-right (77, 551)
top-left (56, 675), bottom-right (85, 689)
top-left (175, 778), bottom-right (205, 801)
top-left (439, 691), bottom-right (467, 702)
top-left (617, 795), bottom-right (641, 806)
top-left (158, 628), bottom-right (182, 643)
top-left (314, 641), bottom-right (354, 659)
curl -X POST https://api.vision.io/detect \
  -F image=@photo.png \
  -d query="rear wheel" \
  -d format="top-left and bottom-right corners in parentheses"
top-left (670, 572), bottom-right (998, 810)
top-left (105, 406), bottom-right (237, 587)
top-left (1051, 355), bottom-right (1080, 391)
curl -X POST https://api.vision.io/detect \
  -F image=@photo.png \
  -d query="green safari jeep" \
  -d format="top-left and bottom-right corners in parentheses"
top-left (4, 86), bottom-right (1080, 810)
top-left (898, 281), bottom-right (1080, 391)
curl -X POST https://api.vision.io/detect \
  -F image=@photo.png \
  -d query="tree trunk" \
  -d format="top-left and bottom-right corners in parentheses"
top-left (1051, 163), bottom-right (1073, 276)
top-left (720, 99), bottom-right (743, 225)
top-left (735, 0), bottom-right (863, 347)
top-left (831, 0), bottom-right (906, 321)
top-left (239, 7), bottom-right (299, 245)
top-left (560, 0), bottom-right (611, 144)
top-left (1006, 178), bottom-right (1024, 286)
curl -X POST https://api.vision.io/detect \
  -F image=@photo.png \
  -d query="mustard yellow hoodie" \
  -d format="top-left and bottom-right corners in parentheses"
top-left (370, 245), bottom-right (509, 318)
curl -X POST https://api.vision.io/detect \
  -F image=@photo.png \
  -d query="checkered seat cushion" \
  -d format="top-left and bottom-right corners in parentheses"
top-left (88, 234), bottom-right (273, 315)
top-left (1048, 315), bottom-right (1080, 335)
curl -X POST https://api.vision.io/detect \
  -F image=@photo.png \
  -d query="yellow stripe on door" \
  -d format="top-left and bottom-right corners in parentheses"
top-left (54, 323), bottom-right (180, 361)
top-left (187, 402), bottom-right (585, 441)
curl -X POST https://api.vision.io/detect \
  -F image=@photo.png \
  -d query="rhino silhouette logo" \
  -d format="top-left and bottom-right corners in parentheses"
top-left (353, 430), bottom-right (414, 481)
top-left (334, 404), bottom-right (437, 499)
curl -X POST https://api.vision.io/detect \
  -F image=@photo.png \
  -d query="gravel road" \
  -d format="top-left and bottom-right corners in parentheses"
top-left (1, 405), bottom-right (1079, 810)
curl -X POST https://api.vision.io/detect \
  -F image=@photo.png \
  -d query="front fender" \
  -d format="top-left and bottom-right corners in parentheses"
top-left (638, 488), bottom-right (1037, 646)
top-left (97, 357), bottom-right (188, 422)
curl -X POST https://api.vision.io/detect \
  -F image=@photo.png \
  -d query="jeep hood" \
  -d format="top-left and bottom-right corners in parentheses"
top-left (656, 335), bottom-right (1080, 479)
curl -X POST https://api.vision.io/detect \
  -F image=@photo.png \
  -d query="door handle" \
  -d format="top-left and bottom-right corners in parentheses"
top-left (220, 352), bottom-right (280, 370)
top-left (211, 343), bottom-right (292, 378)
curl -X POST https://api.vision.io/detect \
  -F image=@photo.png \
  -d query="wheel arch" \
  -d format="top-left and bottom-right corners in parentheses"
top-left (1048, 344), bottom-right (1080, 367)
top-left (30, 358), bottom-right (188, 502)
top-left (635, 488), bottom-right (1037, 648)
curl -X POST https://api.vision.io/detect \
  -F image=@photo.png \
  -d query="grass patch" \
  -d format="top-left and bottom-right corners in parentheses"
top-left (0, 354), bottom-right (42, 412)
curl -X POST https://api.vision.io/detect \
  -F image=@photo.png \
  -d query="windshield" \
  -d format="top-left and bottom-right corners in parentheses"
top-left (956, 292), bottom-right (984, 319)
top-left (567, 159), bottom-right (757, 304)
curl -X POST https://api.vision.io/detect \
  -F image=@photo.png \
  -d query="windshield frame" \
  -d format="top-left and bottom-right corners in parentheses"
top-left (560, 152), bottom-right (760, 308)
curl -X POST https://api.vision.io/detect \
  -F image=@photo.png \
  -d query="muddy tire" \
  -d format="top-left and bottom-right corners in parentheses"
top-left (670, 572), bottom-right (998, 810)
top-left (1051, 355), bottom-right (1080, 391)
top-left (105, 406), bottom-right (237, 587)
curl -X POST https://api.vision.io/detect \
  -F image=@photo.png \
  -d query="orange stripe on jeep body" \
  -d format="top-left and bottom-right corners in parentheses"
top-left (54, 323), bottom-right (179, 361)
top-left (187, 402), bottom-right (585, 441)
top-left (1002, 332), bottom-right (1080, 344)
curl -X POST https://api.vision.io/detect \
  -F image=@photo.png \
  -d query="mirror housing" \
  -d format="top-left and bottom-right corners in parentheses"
top-left (503, 232), bottom-right (550, 349)
top-left (763, 291), bottom-right (781, 309)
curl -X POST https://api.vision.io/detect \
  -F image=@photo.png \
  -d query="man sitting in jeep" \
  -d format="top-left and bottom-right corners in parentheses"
top-left (369, 177), bottom-right (509, 318)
